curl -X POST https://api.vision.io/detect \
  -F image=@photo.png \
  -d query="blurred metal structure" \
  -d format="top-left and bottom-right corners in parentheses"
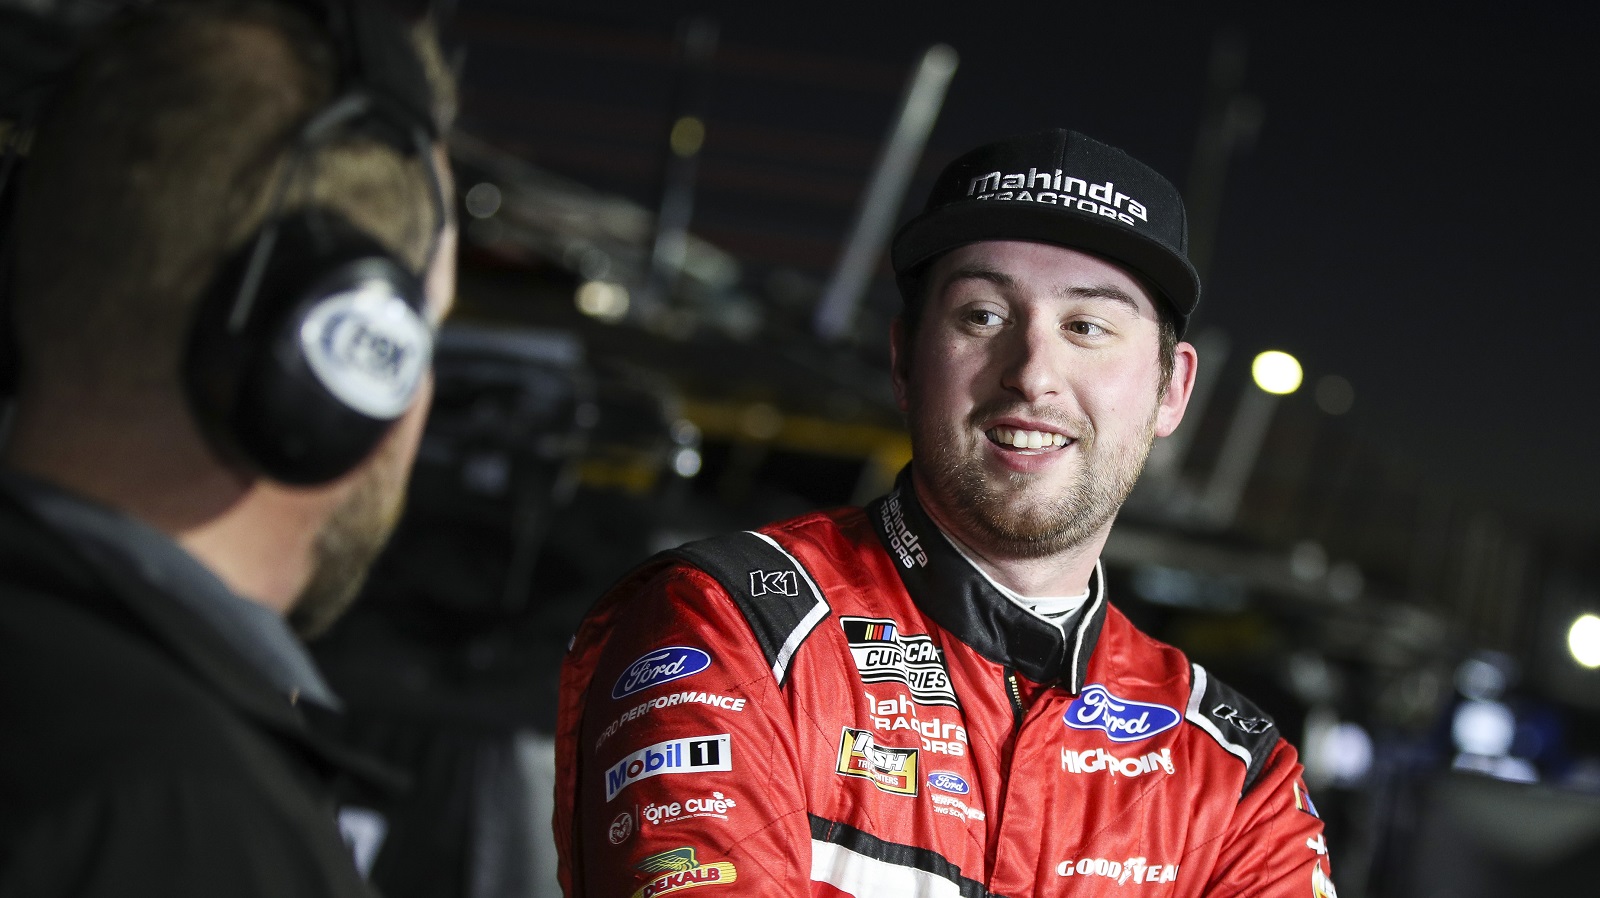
top-left (813, 43), bottom-right (958, 342)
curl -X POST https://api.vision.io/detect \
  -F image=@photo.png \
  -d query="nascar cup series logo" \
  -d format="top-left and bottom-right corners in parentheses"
top-left (840, 617), bottom-right (958, 707)
top-left (300, 282), bottom-right (431, 420)
top-left (611, 647), bottom-right (712, 700)
top-left (1063, 685), bottom-right (1181, 743)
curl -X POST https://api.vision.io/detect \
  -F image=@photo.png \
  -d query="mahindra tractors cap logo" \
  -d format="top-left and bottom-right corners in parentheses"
top-left (1063, 685), bottom-right (1181, 743)
top-left (611, 646), bottom-right (712, 700)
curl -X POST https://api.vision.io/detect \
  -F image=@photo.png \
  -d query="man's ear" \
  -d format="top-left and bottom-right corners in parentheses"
top-left (889, 315), bottom-right (911, 415)
top-left (1154, 340), bottom-right (1198, 438)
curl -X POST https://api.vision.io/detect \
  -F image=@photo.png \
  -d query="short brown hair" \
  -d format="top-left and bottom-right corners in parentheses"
top-left (11, 0), bottom-right (455, 400)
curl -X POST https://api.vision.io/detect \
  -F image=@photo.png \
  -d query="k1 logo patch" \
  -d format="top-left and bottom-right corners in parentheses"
top-left (748, 569), bottom-right (797, 597)
top-left (1063, 685), bottom-right (1181, 743)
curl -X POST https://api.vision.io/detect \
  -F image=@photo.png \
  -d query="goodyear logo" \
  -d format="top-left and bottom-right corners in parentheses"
top-left (835, 727), bottom-right (918, 796)
top-left (631, 847), bottom-right (737, 898)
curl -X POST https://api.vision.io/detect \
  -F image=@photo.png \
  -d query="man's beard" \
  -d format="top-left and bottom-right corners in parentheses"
top-left (911, 396), bottom-right (1157, 560)
top-left (288, 442), bottom-right (411, 639)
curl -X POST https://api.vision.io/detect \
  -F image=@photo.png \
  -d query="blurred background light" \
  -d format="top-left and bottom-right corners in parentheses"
top-left (1251, 350), bottom-right (1303, 395)
top-left (1568, 613), bottom-right (1600, 669)
top-left (464, 182), bottom-right (502, 219)
top-left (574, 281), bottom-right (630, 322)
top-left (1313, 374), bottom-right (1354, 415)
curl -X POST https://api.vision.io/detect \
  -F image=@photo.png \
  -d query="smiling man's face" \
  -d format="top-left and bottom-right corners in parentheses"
top-left (892, 240), bottom-right (1193, 560)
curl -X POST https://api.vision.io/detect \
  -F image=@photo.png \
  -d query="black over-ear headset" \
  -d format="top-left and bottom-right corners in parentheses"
top-left (184, 0), bottom-right (447, 486)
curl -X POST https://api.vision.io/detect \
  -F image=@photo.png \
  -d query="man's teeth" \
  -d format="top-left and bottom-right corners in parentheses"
top-left (990, 427), bottom-right (1068, 449)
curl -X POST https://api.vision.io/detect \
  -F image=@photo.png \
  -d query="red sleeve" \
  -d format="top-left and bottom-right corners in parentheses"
top-left (1202, 739), bottom-right (1336, 898)
top-left (554, 562), bottom-right (813, 898)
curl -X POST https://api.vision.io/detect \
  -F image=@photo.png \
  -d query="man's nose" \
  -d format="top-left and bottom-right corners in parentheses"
top-left (998, 322), bottom-right (1063, 402)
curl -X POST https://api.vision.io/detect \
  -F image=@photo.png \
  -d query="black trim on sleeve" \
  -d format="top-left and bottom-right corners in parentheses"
top-left (670, 531), bottom-right (830, 686)
top-left (1184, 662), bottom-right (1280, 797)
top-left (808, 814), bottom-right (1008, 898)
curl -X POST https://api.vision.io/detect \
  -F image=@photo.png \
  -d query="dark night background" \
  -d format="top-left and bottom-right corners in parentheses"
top-left (452, 0), bottom-right (1600, 533)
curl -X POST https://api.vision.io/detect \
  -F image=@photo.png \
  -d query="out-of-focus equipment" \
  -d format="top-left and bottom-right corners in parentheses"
top-left (185, 0), bottom-right (446, 485)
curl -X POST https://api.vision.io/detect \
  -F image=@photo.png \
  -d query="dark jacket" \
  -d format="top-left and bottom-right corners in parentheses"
top-left (0, 486), bottom-right (388, 897)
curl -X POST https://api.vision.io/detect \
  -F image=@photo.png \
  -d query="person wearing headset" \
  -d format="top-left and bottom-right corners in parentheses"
top-left (0, 1), bottom-right (455, 894)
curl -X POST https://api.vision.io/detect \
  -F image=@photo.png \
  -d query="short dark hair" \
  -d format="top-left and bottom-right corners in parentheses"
top-left (896, 256), bottom-right (1179, 396)
top-left (11, 0), bottom-right (456, 400)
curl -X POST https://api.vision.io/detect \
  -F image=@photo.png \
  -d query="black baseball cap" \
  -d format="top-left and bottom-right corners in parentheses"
top-left (891, 129), bottom-right (1200, 335)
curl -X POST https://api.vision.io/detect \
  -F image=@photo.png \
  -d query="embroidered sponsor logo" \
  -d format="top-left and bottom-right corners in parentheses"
top-left (967, 168), bottom-right (1149, 229)
top-left (631, 847), bottom-right (737, 898)
top-left (611, 647), bottom-right (712, 700)
top-left (879, 490), bottom-right (929, 569)
top-left (835, 727), bottom-right (919, 796)
top-left (1312, 861), bottom-right (1337, 898)
top-left (864, 690), bottom-right (967, 755)
top-left (841, 618), bottom-right (959, 707)
top-left (748, 569), bottom-right (797, 597)
top-left (1060, 747), bottom-right (1174, 778)
top-left (928, 771), bottom-right (970, 795)
top-left (608, 811), bottom-right (634, 845)
top-left (1063, 685), bottom-right (1181, 743)
top-left (931, 792), bottom-right (985, 822)
top-left (1294, 781), bottom-right (1321, 818)
top-left (1055, 857), bottom-right (1179, 884)
top-left (1307, 833), bottom-right (1328, 856)
top-left (1212, 703), bottom-right (1274, 734)
top-left (642, 791), bottom-right (738, 826)
top-left (604, 735), bottom-right (731, 802)
top-left (594, 690), bottom-right (747, 751)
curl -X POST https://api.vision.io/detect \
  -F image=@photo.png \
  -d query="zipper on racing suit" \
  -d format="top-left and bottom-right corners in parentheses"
top-left (1003, 666), bottom-right (1025, 730)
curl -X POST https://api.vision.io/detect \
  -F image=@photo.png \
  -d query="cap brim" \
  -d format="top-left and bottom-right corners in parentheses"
top-left (891, 202), bottom-right (1200, 326)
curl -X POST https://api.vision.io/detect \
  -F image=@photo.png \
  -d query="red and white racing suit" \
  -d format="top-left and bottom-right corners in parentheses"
top-left (555, 473), bottom-right (1335, 897)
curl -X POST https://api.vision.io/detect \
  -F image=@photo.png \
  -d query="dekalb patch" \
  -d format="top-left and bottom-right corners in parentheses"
top-left (927, 771), bottom-right (970, 795)
top-left (835, 727), bottom-right (919, 796)
top-left (631, 847), bottom-right (737, 898)
top-left (1063, 685), bottom-right (1180, 743)
top-left (612, 647), bottom-right (712, 700)
top-left (604, 734), bottom-right (730, 802)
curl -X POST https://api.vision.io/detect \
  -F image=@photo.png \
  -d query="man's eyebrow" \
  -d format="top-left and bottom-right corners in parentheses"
top-left (1060, 283), bottom-right (1145, 317)
top-left (944, 267), bottom-right (1145, 315)
top-left (941, 265), bottom-right (1018, 293)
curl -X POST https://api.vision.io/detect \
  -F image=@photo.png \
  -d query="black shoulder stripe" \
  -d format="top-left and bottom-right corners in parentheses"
top-left (809, 814), bottom-right (1008, 898)
top-left (670, 531), bottom-right (829, 686)
top-left (1184, 663), bottom-right (1279, 798)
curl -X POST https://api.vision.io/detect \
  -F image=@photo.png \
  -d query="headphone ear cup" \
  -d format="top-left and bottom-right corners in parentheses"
top-left (186, 210), bottom-right (433, 485)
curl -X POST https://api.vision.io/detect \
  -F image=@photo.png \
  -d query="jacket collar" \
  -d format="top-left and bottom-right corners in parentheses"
top-left (866, 466), bottom-right (1106, 691)
top-left (0, 474), bottom-right (404, 795)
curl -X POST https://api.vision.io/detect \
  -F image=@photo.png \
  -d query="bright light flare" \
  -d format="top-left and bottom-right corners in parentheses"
top-left (1569, 614), bottom-right (1600, 669)
top-left (1252, 350), bottom-right (1303, 395)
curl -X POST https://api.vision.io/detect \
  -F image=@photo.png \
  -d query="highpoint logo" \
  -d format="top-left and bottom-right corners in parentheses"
top-left (1060, 747), bottom-right (1174, 778)
top-left (967, 168), bottom-right (1149, 228)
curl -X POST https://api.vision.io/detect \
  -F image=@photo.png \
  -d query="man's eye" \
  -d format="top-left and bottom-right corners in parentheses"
top-left (1067, 320), bottom-right (1107, 336)
top-left (964, 309), bottom-right (1004, 327)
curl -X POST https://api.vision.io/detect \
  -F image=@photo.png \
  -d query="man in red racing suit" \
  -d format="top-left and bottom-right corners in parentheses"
top-left (555, 129), bottom-right (1335, 897)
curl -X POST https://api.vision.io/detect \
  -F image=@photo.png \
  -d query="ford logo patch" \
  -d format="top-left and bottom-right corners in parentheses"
top-left (928, 771), bottom-right (970, 795)
top-left (611, 647), bottom-right (712, 700)
top-left (1063, 685), bottom-right (1181, 743)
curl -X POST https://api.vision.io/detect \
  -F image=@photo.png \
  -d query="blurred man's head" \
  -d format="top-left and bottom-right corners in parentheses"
top-left (6, 0), bottom-right (458, 631)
